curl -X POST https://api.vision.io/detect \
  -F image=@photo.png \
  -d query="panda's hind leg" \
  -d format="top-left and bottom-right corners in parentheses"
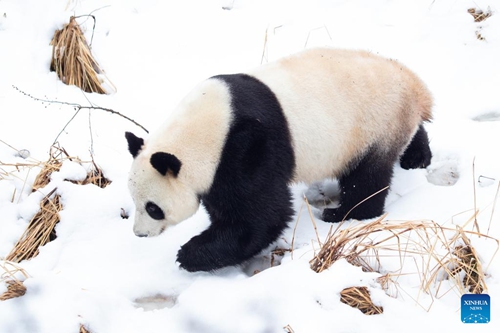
top-left (322, 147), bottom-right (395, 223)
top-left (400, 124), bottom-right (432, 170)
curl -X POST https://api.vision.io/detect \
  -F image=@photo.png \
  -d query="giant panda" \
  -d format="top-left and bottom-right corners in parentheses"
top-left (125, 48), bottom-right (433, 272)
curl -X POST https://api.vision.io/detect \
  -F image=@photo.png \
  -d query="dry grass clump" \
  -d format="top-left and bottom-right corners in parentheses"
top-left (309, 215), bottom-right (497, 302)
top-left (32, 145), bottom-right (73, 192)
top-left (3, 144), bottom-right (110, 263)
top-left (6, 188), bottom-right (62, 263)
top-left (453, 245), bottom-right (484, 293)
top-left (80, 324), bottom-right (92, 333)
top-left (467, 7), bottom-right (493, 41)
top-left (31, 154), bottom-right (63, 192)
top-left (75, 160), bottom-right (111, 189)
top-left (0, 280), bottom-right (26, 301)
top-left (447, 231), bottom-right (487, 294)
top-left (0, 261), bottom-right (29, 301)
top-left (340, 286), bottom-right (383, 315)
top-left (468, 8), bottom-right (492, 22)
top-left (33, 145), bottom-right (111, 191)
top-left (310, 215), bottom-right (390, 273)
top-left (50, 16), bottom-right (107, 94)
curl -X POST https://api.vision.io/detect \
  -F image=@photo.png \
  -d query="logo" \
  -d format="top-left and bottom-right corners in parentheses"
top-left (461, 294), bottom-right (490, 323)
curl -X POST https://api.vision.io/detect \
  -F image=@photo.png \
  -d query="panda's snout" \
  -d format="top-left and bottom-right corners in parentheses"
top-left (133, 225), bottom-right (166, 238)
top-left (133, 224), bottom-right (150, 237)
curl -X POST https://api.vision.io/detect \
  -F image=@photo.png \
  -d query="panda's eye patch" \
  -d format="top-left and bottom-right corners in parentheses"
top-left (145, 202), bottom-right (165, 220)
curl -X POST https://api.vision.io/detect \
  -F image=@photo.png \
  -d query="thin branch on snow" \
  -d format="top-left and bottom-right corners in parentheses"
top-left (12, 86), bottom-right (149, 141)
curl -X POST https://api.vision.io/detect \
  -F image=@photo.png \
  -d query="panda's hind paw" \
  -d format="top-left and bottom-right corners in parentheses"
top-left (322, 208), bottom-right (344, 223)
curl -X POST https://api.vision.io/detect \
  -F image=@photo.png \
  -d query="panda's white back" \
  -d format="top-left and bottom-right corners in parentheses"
top-left (249, 48), bottom-right (432, 183)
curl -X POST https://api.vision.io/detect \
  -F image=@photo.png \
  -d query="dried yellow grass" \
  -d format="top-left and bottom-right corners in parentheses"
top-left (31, 145), bottom-right (72, 192)
top-left (340, 286), bottom-right (383, 315)
top-left (50, 16), bottom-right (107, 94)
top-left (0, 280), bottom-right (26, 301)
top-left (310, 214), bottom-right (389, 273)
top-left (80, 324), bottom-right (91, 333)
top-left (1, 261), bottom-right (29, 301)
top-left (3, 144), bottom-right (111, 264)
top-left (468, 7), bottom-right (492, 22)
top-left (6, 188), bottom-right (62, 263)
top-left (33, 144), bottom-right (111, 191)
top-left (309, 215), bottom-right (498, 300)
top-left (75, 160), bottom-right (111, 189)
top-left (31, 157), bottom-right (62, 192)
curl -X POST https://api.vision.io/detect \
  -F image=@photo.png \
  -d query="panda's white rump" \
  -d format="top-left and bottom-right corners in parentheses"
top-left (250, 48), bottom-right (433, 183)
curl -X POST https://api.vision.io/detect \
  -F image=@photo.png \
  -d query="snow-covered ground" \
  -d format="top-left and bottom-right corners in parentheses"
top-left (1, 0), bottom-right (499, 332)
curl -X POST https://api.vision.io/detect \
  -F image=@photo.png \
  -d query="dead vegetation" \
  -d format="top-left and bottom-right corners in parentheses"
top-left (1, 143), bottom-right (111, 264)
top-left (340, 286), bottom-right (383, 315)
top-left (0, 261), bottom-right (28, 301)
top-left (50, 16), bottom-right (108, 94)
top-left (451, 244), bottom-right (485, 294)
top-left (467, 7), bottom-right (493, 41)
top-left (6, 189), bottom-right (61, 263)
top-left (32, 144), bottom-right (111, 191)
top-left (0, 280), bottom-right (26, 301)
top-left (308, 211), bottom-right (497, 313)
top-left (468, 7), bottom-right (492, 22)
top-left (77, 160), bottom-right (111, 188)
top-left (79, 325), bottom-right (91, 333)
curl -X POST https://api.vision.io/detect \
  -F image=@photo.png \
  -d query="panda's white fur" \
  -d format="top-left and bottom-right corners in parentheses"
top-left (128, 80), bottom-right (233, 236)
top-left (126, 48), bottom-right (432, 270)
top-left (250, 48), bottom-right (432, 183)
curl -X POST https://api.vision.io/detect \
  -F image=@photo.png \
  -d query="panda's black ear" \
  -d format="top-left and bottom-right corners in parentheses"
top-left (125, 132), bottom-right (144, 158)
top-left (150, 152), bottom-right (182, 177)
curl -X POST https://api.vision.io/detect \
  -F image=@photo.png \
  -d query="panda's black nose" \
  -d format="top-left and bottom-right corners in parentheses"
top-left (135, 232), bottom-right (149, 238)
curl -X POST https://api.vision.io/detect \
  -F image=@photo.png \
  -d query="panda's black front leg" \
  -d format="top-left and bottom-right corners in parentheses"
top-left (177, 186), bottom-right (293, 272)
top-left (176, 221), bottom-right (279, 272)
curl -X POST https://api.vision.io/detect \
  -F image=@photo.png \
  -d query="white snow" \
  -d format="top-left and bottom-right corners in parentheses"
top-left (1, 0), bottom-right (499, 332)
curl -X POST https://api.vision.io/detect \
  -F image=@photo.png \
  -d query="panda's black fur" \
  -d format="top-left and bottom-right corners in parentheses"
top-left (177, 74), bottom-right (297, 272)
top-left (322, 125), bottom-right (432, 222)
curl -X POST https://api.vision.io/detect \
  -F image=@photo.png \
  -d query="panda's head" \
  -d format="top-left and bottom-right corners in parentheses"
top-left (125, 132), bottom-right (200, 237)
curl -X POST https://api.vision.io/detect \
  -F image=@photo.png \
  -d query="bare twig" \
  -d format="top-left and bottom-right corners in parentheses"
top-left (260, 26), bottom-right (269, 65)
top-left (304, 196), bottom-right (322, 247)
top-left (290, 199), bottom-right (305, 260)
top-left (341, 186), bottom-right (390, 222)
top-left (472, 158), bottom-right (481, 234)
top-left (13, 86), bottom-right (149, 136)
top-left (488, 182), bottom-right (499, 236)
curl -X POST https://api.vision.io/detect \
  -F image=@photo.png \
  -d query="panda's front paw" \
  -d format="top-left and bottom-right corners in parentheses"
top-left (176, 237), bottom-right (221, 272)
top-left (176, 241), bottom-right (204, 272)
